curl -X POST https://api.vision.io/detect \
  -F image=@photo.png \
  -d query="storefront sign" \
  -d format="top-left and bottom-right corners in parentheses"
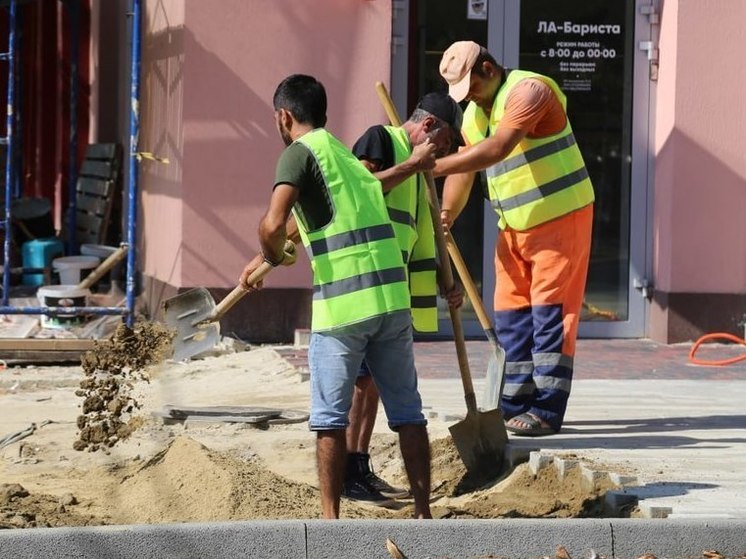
top-left (467, 0), bottom-right (487, 21)
top-left (520, 1), bottom-right (626, 94)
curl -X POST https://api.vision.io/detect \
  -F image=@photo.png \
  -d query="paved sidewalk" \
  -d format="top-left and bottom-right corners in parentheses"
top-left (279, 338), bottom-right (746, 519)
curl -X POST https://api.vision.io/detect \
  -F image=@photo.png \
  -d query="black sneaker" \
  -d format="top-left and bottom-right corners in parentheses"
top-left (357, 453), bottom-right (410, 499)
top-left (362, 471), bottom-right (410, 499)
top-left (341, 478), bottom-right (394, 504)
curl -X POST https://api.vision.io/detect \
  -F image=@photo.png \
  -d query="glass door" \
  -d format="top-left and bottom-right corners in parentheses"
top-left (487, 0), bottom-right (654, 337)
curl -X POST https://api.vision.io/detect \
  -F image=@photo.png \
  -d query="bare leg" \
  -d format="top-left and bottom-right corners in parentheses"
top-left (347, 375), bottom-right (379, 452)
top-left (317, 429), bottom-right (346, 519)
top-left (397, 424), bottom-right (431, 519)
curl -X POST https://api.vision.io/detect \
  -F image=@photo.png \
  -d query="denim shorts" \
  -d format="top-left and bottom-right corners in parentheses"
top-left (307, 310), bottom-right (426, 431)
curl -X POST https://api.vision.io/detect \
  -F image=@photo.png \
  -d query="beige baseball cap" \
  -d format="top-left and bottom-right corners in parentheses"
top-left (439, 41), bottom-right (481, 102)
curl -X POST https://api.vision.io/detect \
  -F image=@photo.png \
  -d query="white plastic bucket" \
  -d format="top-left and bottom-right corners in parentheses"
top-left (52, 255), bottom-right (100, 285)
top-left (37, 285), bottom-right (91, 329)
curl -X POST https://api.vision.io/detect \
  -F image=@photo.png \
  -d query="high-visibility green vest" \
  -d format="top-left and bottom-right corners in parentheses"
top-left (293, 129), bottom-right (410, 331)
top-left (462, 69), bottom-right (594, 231)
top-left (384, 126), bottom-right (438, 333)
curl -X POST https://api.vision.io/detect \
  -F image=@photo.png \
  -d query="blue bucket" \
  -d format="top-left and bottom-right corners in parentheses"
top-left (21, 237), bottom-right (65, 286)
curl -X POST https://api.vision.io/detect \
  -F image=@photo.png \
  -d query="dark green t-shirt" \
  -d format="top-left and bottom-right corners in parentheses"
top-left (274, 141), bottom-right (332, 231)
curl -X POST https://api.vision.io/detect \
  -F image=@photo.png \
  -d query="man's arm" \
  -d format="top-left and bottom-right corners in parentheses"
top-left (441, 169), bottom-right (477, 229)
top-left (434, 78), bottom-right (560, 178)
top-left (432, 125), bottom-right (527, 177)
top-left (258, 183), bottom-right (299, 263)
top-left (360, 140), bottom-right (436, 192)
top-left (353, 124), bottom-right (435, 192)
top-left (239, 184), bottom-right (298, 291)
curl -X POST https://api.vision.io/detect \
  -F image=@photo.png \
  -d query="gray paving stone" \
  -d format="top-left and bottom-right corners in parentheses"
top-left (306, 519), bottom-right (612, 559)
top-left (0, 521), bottom-right (307, 559)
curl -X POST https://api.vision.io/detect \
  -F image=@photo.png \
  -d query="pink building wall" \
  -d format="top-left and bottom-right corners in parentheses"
top-left (139, 0), bottom-right (392, 296)
top-left (123, 0), bottom-right (746, 341)
top-left (651, 0), bottom-right (746, 340)
top-left (654, 0), bottom-right (746, 293)
top-left (140, 0), bottom-right (186, 288)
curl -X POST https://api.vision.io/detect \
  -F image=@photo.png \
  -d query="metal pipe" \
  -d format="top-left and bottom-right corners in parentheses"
top-left (67, 0), bottom-right (80, 255)
top-left (2, 0), bottom-right (17, 306)
top-left (0, 306), bottom-right (129, 316)
top-left (13, 3), bottom-right (22, 199)
top-left (125, 0), bottom-right (142, 327)
top-left (53, 2), bottom-right (63, 234)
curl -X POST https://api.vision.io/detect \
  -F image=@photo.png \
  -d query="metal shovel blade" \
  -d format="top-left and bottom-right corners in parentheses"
top-left (448, 407), bottom-right (508, 476)
top-left (161, 287), bottom-right (221, 361)
top-left (481, 348), bottom-right (507, 411)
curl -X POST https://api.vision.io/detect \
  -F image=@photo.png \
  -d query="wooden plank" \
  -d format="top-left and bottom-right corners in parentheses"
top-left (0, 339), bottom-right (96, 351)
top-left (0, 350), bottom-right (88, 364)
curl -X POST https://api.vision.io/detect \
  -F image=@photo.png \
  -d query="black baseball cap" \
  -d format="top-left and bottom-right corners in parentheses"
top-left (415, 92), bottom-right (464, 146)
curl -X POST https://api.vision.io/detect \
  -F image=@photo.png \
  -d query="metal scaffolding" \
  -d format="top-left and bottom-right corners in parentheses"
top-left (0, 0), bottom-right (142, 330)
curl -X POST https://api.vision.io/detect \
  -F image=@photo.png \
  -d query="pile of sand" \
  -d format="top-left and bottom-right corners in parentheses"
top-left (113, 436), bottom-right (323, 523)
top-left (1, 433), bottom-right (615, 527)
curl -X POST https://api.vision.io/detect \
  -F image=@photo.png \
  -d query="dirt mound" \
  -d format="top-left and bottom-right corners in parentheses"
top-left (1, 433), bottom-right (618, 526)
top-left (0, 483), bottom-right (103, 529)
top-left (74, 321), bottom-right (175, 452)
top-left (424, 437), bottom-right (611, 519)
top-left (111, 436), bottom-right (349, 522)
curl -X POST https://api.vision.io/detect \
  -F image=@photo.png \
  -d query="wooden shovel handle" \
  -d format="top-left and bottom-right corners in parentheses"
top-left (375, 81), bottom-right (477, 410)
top-left (424, 171), bottom-right (476, 407)
top-left (375, 81), bottom-right (403, 127)
top-left (207, 240), bottom-right (295, 323)
top-left (444, 236), bottom-right (503, 348)
top-left (78, 245), bottom-right (129, 289)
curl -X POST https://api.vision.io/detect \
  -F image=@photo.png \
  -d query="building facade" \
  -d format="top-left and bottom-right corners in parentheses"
top-left (95, 0), bottom-right (746, 344)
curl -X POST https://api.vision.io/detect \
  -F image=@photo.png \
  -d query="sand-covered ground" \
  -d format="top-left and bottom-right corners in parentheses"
top-left (1, 327), bottom-right (617, 529)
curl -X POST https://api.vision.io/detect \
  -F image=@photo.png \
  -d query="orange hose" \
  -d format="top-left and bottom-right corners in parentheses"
top-left (688, 332), bottom-right (746, 366)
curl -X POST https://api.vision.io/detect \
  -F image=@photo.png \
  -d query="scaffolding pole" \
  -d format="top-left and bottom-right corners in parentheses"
top-left (1, 0), bottom-right (17, 306)
top-left (125, 0), bottom-right (141, 327)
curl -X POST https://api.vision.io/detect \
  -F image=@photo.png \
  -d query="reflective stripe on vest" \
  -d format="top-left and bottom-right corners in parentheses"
top-left (384, 126), bottom-right (438, 332)
top-left (463, 69), bottom-right (594, 231)
top-left (293, 129), bottom-right (410, 331)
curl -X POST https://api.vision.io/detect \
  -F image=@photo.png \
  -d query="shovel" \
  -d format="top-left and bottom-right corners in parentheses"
top-left (375, 82), bottom-right (507, 475)
top-left (431, 188), bottom-right (507, 476)
top-left (442, 238), bottom-right (508, 412)
top-left (161, 241), bottom-right (295, 361)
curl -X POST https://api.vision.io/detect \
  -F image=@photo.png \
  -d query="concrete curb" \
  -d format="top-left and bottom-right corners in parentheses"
top-left (1, 519), bottom-right (745, 558)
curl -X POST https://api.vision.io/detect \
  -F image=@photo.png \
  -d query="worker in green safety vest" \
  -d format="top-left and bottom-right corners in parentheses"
top-left (239, 74), bottom-right (431, 519)
top-left (433, 41), bottom-right (595, 437)
top-left (342, 92), bottom-right (465, 503)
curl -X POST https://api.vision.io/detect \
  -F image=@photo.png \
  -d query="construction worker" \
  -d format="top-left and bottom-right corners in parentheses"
top-left (239, 74), bottom-right (432, 519)
top-left (433, 41), bottom-right (595, 436)
top-left (343, 92), bottom-right (465, 502)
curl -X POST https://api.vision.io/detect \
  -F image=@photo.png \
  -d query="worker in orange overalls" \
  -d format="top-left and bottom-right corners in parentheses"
top-left (433, 41), bottom-right (595, 436)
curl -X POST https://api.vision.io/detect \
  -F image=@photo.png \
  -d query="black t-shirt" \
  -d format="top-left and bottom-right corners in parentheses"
top-left (274, 141), bottom-right (332, 231)
top-left (351, 125), bottom-right (396, 171)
